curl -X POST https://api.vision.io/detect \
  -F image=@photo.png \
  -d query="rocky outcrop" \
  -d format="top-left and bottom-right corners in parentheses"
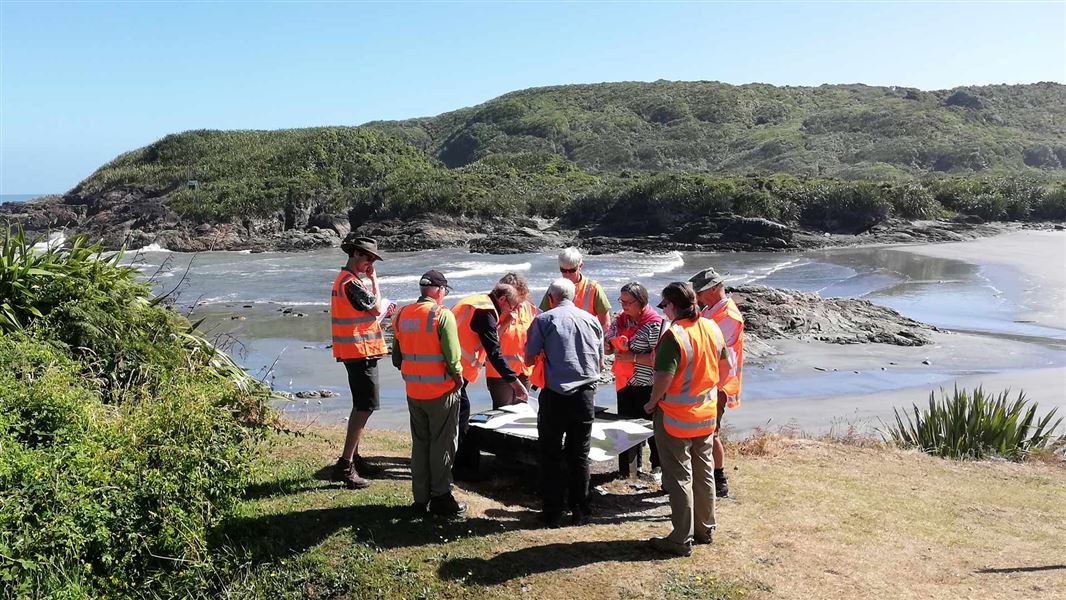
top-left (0, 190), bottom-right (1022, 255)
top-left (731, 284), bottom-right (936, 347)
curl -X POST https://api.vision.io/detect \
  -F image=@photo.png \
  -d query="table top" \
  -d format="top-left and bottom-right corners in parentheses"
top-left (470, 403), bottom-right (653, 462)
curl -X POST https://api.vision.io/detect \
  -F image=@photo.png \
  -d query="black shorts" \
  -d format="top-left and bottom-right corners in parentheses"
top-left (344, 358), bottom-right (380, 412)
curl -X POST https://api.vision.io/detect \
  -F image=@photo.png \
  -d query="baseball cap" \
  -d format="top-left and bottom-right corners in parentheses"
top-left (418, 269), bottom-right (450, 289)
top-left (688, 268), bottom-right (725, 292)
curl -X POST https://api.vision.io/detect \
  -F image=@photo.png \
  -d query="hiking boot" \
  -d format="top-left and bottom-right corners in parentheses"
top-left (646, 536), bottom-right (692, 557)
top-left (331, 458), bottom-right (370, 490)
top-left (694, 530), bottom-right (714, 545)
top-left (429, 494), bottom-right (466, 517)
top-left (411, 501), bottom-right (429, 517)
top-left (353, 454), bottom-right (384, 478)
top-left (714, 471), bottom-right (730, 498)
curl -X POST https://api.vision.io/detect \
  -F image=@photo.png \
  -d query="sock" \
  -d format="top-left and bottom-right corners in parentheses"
top-left (714, 468), bottom-right (725, 479)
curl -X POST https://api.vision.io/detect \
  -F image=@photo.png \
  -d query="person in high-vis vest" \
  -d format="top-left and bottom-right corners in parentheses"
top-left (451, 283), bottom-right (529, 478)
top-left (391, 270), bottom-right (467, 517)
top-left (690, 267), bottom-right (744, 499)
top-left (539, 247), bottom-right (611, 332)
top-left (643, 282), bottom-right (729, 557)
top-left (486, 273), bottom-right (538, 409)
top-left (330, 235), bottom-right (391, 490)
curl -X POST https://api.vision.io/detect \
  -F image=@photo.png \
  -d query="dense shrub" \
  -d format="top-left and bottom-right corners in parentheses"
top-left (884, 182), bottom-right (941, 219)
top-left (884, 386), bottom-right (1063, 460)
top-left (1032, 185), bottom-right (1066, 220)
top-left (0, 228), bottom-right (273, 597)
top-left (796, 181), bottom-right (891, 233)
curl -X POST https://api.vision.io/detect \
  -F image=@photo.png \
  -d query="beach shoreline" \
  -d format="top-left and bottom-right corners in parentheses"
top-left (240, 230), bottom-right (1066, 435)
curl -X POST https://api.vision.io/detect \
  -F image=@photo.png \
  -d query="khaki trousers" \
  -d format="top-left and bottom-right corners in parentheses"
top-left (408, 389), bottom-right (461, 504)
top-left (653, 410), bottom-right (716, 545)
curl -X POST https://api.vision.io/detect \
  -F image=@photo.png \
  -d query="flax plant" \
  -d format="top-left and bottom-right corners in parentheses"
top-left (885, 385), bottom-right (1064, 461)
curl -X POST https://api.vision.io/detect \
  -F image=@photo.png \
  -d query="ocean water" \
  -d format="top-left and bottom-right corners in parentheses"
top-left (122, 243), bottom-right (1066, 432)
top-left (0, 193), bottom-right (50, 203)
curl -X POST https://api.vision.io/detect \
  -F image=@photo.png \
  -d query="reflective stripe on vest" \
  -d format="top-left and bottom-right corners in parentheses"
top-left (453, 293), bottom-right (497, 384)
top-left (393, 301), bottom-right (456, 400)
top-left (657, 317), bottom-right (723, 438)
top-left (330, 270), bottom-right (389, 361)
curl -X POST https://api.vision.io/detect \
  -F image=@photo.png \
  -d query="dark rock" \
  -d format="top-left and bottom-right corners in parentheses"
top-left (294, 390), bottom-right (320, 399)
top-left (730, 284), bottom-right (936, 347)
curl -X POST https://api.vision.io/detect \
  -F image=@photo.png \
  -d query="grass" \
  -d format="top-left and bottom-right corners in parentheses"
top-left (213, 426), bottom-right (1066, 599)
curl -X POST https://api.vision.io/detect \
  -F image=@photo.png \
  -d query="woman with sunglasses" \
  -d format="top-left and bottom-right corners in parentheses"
top-left (606, 282), bottom-right (663, 482)
top-left (643, 282), bottom-right (729, 557)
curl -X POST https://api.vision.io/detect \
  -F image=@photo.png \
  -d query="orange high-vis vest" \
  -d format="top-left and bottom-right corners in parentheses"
top-left (392, 301), bottom-right (456, 400)
top-left (452, 293), bottom-right (499, 384)
top-left (574, 276), bottom-right (602, 315)
top-left (705, 297), bottom-right (745, 408)
top-left (330, 269), bottom-right (388, 361)
top-left (486, 301), bottom-right (536, 379)
top-left (657, 316), bottom-right (726, 438)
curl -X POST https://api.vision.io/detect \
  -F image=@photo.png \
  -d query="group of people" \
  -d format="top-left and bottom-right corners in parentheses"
top-left (328, 233), bottom-right (744, 556)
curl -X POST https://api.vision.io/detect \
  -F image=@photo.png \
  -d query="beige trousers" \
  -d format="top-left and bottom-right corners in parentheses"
top-left (653, 409), bottom-right (716, 545)
top-left (408, 389), bottom-right (461, 504)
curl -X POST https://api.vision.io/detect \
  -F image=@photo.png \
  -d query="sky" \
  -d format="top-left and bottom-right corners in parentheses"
top-left (1, 1), bottom-right (1064, 194)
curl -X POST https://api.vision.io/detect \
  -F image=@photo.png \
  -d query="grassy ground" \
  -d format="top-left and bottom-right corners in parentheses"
top-left (216, 426), bottom-right (1066, 599)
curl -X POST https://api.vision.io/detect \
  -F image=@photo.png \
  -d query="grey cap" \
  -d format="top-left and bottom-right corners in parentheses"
top-left (688, 268), bottom-right (725, 292)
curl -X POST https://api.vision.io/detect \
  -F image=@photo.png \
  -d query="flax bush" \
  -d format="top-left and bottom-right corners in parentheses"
top-left (884, 386), bottom-right (1063, 461)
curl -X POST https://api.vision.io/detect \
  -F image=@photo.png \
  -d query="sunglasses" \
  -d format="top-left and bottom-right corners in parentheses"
top-left (559, 267), bottom-right (578, 274)
top-left (657, 301), bottom-right (670, 310)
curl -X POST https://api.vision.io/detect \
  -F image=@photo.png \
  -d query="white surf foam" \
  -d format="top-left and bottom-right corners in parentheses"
top-left (135, 243), bottom-right (170, 253)
top-left (30, 232), bottom-right (66, 253)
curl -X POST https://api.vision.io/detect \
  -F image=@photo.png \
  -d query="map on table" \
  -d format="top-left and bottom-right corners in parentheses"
top-left (470, 401), bottom-right (653, 462)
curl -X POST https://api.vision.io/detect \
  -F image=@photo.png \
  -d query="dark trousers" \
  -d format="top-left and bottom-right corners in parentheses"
top-left (537, 384), bottom-right (595, 515)
top-left (454, 380), bottom-right (480, 472)
top-left (617, 385), bottom-right (660, 470)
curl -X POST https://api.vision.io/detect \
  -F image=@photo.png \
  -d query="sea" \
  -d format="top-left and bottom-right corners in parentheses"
top-left (112, 242), bottom-right (1065, 433)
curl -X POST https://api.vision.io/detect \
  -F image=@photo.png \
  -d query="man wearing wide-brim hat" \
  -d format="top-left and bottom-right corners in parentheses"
top-left (688, 267), bottom-right (744, 499)
top-left (329, 234), bottom-right (391, 489)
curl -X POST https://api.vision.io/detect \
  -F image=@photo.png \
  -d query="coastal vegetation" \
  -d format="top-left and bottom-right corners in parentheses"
top-left (0, 227), bottom-right (274, 597)
top-left (885, 386), bottom-right (1064, 461)
top-left (59, 82), bottom-right (1066, 232)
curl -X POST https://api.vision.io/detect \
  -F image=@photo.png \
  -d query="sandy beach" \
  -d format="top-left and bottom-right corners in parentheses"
top-left (723, 229), bottom-right (1066, 435)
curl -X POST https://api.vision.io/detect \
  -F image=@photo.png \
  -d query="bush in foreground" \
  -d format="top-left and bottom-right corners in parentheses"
top-left (884, 386), bottom-right (1064, 460)
top-left (0, 227), bottom-right (274, 597)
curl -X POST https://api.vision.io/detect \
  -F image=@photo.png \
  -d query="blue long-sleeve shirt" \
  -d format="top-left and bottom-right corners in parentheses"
top-left (524, 299), bottom-right (603, 394)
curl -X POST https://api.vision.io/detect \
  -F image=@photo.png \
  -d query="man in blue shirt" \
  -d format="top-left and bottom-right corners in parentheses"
top-left (524, 277), bottom-right (604, 528)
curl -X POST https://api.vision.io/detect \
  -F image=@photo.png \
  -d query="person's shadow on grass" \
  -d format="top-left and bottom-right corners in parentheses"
top-left (438, 539), bottom-right (666, 586)
top-left (219, 503), bottom-right (521, 562)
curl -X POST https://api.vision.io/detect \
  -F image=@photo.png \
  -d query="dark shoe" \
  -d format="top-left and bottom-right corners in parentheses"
top-left (569, 505), bottom-right (592, 526)
top-left (331, 458), bottom-right (371, 490)
top-left (694, 531), bottom-right (714, 545)
top-left (429, 494), bottom-right (466, 517)
top-left (353, 454), bottom-right (384, 478)
top-left (411, 501), bottom-right (429, 516)
top-left (715, 472), bottom-right (730, 498)
top-left (646, 536), bottom-right (692, 557)
top-left (541, 511), bottom-right (563, 529)
top-left (330, 458), bottom-right (351, 483)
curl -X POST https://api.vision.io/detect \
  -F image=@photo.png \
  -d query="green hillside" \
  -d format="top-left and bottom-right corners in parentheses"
top-left (367, 81), bottom-right (1066, 177)
top-left (64, 81), bottom-right (1066, 227)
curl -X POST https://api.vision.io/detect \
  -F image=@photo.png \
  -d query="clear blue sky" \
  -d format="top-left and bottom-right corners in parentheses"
top-left (2, 1), bottom-right (1064, 193)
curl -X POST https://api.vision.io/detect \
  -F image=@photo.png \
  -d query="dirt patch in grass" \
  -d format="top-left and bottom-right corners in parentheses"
top-left (218, 425), bottom-right (1066, 599)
